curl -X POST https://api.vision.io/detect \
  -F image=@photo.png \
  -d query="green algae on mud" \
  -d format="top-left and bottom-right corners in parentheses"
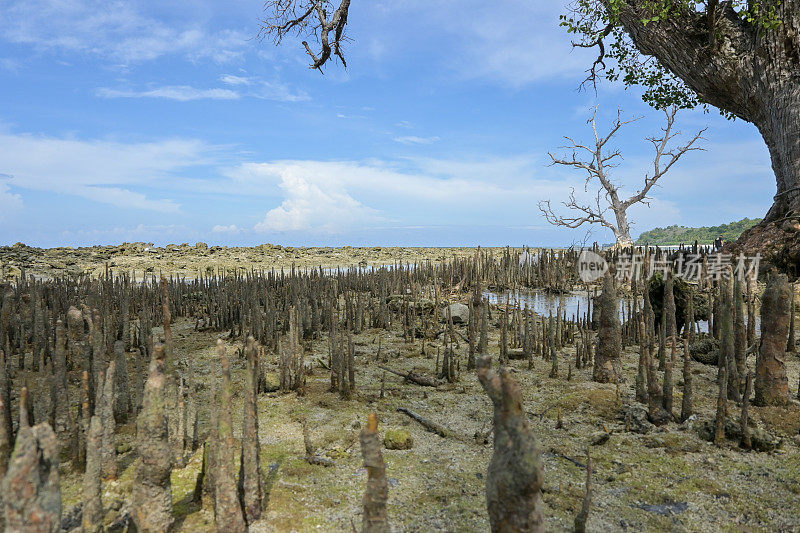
top-left (46, 312), bottom-right (800, 532)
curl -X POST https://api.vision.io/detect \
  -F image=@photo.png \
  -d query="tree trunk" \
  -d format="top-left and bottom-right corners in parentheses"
top-left (613, 208), bottom-right (634, 247)
top-left (755, 274), bottom-right (791, 406)
top-left (756, 96), bottom-right (800, 223)
top-left (593, 275), bottom-right (622, 383)
top-left (605, 1), bottom-right (800, 250)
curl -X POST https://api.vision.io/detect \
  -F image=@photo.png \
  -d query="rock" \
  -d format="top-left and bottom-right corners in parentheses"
top-left (635, 501), bottom-right (688, 516)
top-left (643, 433), bottom-right (703, 453)
top-left (697, 417), bottom-right (782, 452)
top-left (690, 338), bottom-right (719, 366)
top-left (443, 303), bottom-right (469, 324)
top-left (781, 219), bottom-right (800, 233)
top-left (386, 295), bottom-right (434, 314)
top-left (620, 403), bottom-right (655, 434)
top-left (590, 432), bottom-right (611, 446)
top-left (384, 429), bottom-right (414, 450)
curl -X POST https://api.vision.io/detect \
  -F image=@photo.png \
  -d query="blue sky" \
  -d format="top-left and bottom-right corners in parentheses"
top-left (0, 0), bottom-right (775, 247)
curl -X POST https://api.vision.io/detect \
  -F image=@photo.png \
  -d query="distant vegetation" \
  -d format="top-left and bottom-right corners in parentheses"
top-left (636, 218), bottom-right (762, 246)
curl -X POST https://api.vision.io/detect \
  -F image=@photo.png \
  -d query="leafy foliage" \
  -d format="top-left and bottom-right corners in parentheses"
top-left (635, 217), bottom-right (762, 245)
top-left (561, 0), bottom-right (783, 116)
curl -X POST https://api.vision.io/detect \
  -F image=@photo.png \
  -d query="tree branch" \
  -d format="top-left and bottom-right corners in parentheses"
top-left (259, 0), bottom-right (351, 70)
top-left (597, 0), bottom-right (758, 120)
top-left (622, 105), bottom-right (705, 209)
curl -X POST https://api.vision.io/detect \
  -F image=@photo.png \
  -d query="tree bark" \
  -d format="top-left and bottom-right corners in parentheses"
top-left (593, 274), bottom-right (622, 383)
top-left (755, 274), bottom-right (791, 406)
top-left (360, 413), bottom-right (390, 533)
top-left (477, 356), bottom-right (544, 532)
top-left (605, 1), bottom-right (800, 221)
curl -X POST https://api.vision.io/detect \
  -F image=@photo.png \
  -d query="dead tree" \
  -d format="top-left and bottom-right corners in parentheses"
top-left (82, 416), bottom-right (103, 533)
top-left (574, 454), bottom-right (593, 533)
top-left (477, 356), bottom-right (544, 532)
top-left (258, 0), bottom-right (352, 70)
top-left (0, 390), bottom-right (9, 531)
top-left (132, 345), bottom-right (174, 533)
top-left (1, 389), bottom-right (62, 533)
top-left (593, 274), bottom-right (621, 383)
top-left (740, 372), bottom-right (754, 450)
top-left (680, 337), bottom-right (693, 422)
top-left (755, 274), bottom-right (791, 406)
top-left (280, 306), bottom-right (305, 393)
top-left (239, 336), bottom-right (263, 524)
top-left (539, 106), bottom-right (704, 246)
top-left (360, 413), bottom-right (390, 533)
top-left (99, 360), bottom-right (117, 481)
top-left (215, 340), bottom-right (247, 533)
top-left (714, 365), bottom-right (728, 446)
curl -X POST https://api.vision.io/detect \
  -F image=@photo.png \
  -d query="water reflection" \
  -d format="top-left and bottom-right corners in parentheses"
top-left (484, 289), bottom-right (715, 333)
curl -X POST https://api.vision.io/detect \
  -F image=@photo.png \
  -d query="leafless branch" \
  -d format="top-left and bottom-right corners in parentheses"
top-left (575, 22), bottom-right (614, 91)
top-left (259, 0), bottom-right (352, 71)
top-left (621, 105), bottom-right (706, 209)
top-left (538, 188), bottom-right (616, 233)
top-left (542, 106), bottom-right (704, 246)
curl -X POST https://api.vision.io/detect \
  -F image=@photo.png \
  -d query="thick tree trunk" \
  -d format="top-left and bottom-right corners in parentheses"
top-left (605, 0), bottom-right (800, 237)
top-left (759, 94), bottom-right (800, 221)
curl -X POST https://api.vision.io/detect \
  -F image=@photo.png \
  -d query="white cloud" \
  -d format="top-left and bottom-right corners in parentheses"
top-left (61, 224), bottom-right (192, 245)
top-left (0, 0), bottom-right (247, 64)
top-left (97, 77), bottom-right (309, 103)
top-left (0, 130), bottom-right (216, 212)
top-left (226, 157), bottom-right (569, 235)
top-left (212, 224), bottom-right (241, 234)
top-left (96, 85), bottom-right (240, 101)
top-left (0, 180), bottom-right (23, 221)
top-left (220, 74), bottom-right (253, 86)
top-left (220, 74), bottom-right (310, 102)
top-left (394, 136), bottom-right (440, 145)
top-left (254, 171), bottom-right (382, 233)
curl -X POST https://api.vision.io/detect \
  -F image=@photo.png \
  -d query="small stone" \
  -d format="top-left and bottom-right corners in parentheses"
top-left (590, 432), bottom-right (611, 446)
top-left (384, 429), bottom-right (414, 450)
top-left (443, 303), bottom-right (469, 324)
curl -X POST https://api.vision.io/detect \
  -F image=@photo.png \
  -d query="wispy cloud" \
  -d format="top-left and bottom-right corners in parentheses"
top-left (219, 74), bottom-right (252, 86)
top-left (394, 135), bottom-right (440, 145)
top-left (220, 74), bottom-right (310, 102)
top-left (370, 0), bottom-right (593, 88)
top-left (212, 224), bottom-right (242, 234)
top-left (96, 76), bottom-right (309, 103)
top-left (0, 130), bottom-right (217, 212)
top-left (96, 86), bottom-right (240, 101)
top-left (0, 0), bottom-right (247, 64)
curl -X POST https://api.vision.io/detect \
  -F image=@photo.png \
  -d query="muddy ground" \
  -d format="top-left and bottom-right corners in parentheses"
top-left (48, 311), bottom-right (800, 532)
top-left (6, 245), bottom-right (799, 532)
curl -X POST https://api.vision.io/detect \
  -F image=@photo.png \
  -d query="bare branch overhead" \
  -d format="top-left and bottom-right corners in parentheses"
top-left (259, 0), bottom-right (352, 71)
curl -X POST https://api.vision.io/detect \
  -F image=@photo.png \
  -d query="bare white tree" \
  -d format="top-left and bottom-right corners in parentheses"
top-left (538, 106), bottom-right (705, 247)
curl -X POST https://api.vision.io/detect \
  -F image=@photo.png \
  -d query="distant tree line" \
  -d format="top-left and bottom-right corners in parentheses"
top-left (636, 218), bottom-right (763, 246)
